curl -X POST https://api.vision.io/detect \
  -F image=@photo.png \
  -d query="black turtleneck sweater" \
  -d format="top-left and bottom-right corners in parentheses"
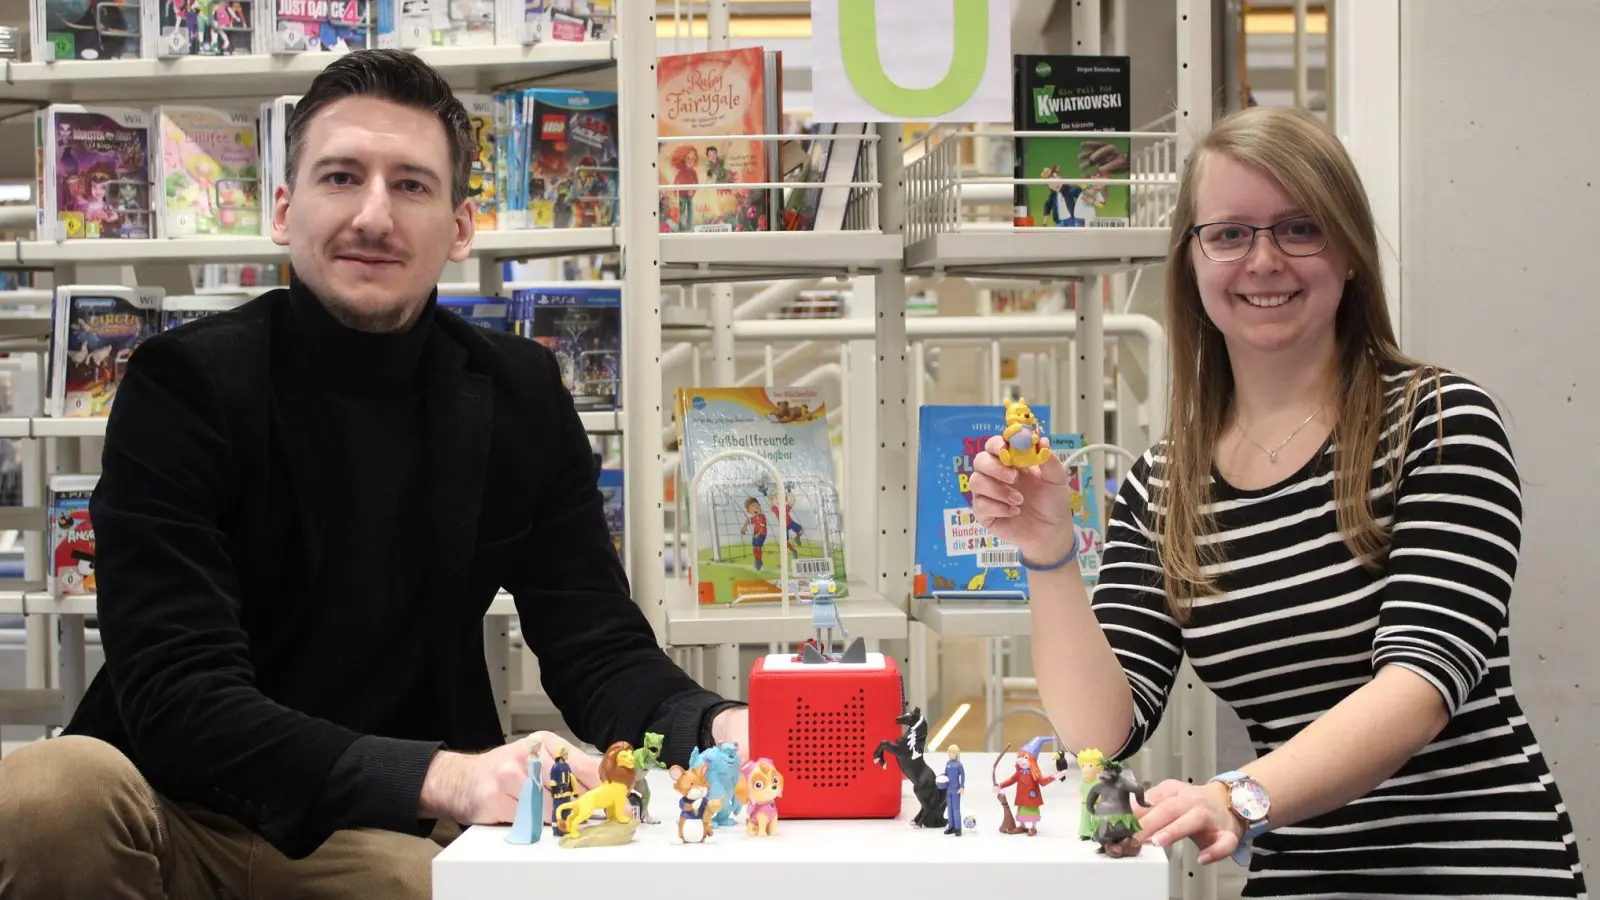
top-left (285, 284), bottom-right (448, 834)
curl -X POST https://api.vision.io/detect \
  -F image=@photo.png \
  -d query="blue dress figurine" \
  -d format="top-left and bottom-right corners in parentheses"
top-left (940, 745), bottom-right (966, 836)
top-left (506, 737), bottom-right (544, 844)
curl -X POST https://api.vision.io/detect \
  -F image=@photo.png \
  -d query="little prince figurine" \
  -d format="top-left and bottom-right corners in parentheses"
top-left (506, 736), bottom-right (544, 844)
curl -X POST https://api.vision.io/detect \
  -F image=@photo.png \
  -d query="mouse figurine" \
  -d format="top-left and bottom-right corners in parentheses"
top-left (669, 762), bottom-right (724, 844)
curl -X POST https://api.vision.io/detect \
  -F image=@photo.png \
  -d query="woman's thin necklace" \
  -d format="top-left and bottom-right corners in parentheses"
top-left (1243, 407), bottom-right (1320, 464)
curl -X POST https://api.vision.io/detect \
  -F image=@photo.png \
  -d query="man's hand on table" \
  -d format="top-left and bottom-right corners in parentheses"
top-left (711, 706), bottom-right (751, 761)
top-left (419, 731), bottom-right (603, 826)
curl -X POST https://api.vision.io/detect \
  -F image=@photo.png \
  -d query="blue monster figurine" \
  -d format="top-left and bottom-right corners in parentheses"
top-left (506, 737), bottom-right (544, 844)
top-left (690, 742), bottom-right (743, 827)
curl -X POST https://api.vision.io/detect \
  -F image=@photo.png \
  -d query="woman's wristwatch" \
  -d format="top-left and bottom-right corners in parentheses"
top-left (1209, 770), bottom-right (1272, 866)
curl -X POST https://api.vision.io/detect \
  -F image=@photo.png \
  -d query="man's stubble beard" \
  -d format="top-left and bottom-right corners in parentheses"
top-left (320, 285), bottom-right (429, 333)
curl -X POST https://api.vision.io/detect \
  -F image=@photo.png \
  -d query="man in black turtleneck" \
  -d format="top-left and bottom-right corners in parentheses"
top-left (0, 51), bottom-right (746, 899)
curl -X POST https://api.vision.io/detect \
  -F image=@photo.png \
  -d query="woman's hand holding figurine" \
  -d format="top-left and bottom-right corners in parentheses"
top-left (967, 435), bottom-right (1077, 567)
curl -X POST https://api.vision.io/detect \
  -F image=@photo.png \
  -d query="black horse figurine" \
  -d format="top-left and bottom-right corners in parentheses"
top-left (872, 707), bottom-right (947, 828)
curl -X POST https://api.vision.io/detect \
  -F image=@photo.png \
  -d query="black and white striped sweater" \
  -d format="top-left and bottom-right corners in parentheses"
top-left (1093, 367), bottom-right (1586, 899)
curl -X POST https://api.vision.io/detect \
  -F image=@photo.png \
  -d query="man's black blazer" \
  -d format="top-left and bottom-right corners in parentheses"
top-left (62, 288), bottom-right (728, 857)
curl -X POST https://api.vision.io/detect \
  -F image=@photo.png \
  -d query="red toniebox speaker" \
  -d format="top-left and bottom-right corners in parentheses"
top-left (746, 650), bottom-right (906, 819)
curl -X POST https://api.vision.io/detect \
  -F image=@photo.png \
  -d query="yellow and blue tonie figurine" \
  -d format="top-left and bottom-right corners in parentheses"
top-left (998, 397), bottom-right (1052, 468)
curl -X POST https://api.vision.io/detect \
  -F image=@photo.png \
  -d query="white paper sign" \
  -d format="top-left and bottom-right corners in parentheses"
top-left (810, 0), bottom-right (1012, 123)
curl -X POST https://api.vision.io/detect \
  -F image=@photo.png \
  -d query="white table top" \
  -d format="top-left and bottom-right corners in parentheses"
top-left (432, 752), bottom-right (1169, 899)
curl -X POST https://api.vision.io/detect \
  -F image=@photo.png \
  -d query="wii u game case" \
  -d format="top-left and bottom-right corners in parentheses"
top-left (48, 285), bottom-right (164, 418)
top-left (37, 104), bottom-right (155, 241)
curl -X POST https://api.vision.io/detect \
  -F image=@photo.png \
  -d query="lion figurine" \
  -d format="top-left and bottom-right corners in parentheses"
top-left (998, 397), bottom-right (1052, 468)
top-left (553, 741), bottom-right (638, 841)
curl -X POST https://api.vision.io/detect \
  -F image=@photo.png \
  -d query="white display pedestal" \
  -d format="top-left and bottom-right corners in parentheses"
top-left (432, 752), bottom-right (1169, 899)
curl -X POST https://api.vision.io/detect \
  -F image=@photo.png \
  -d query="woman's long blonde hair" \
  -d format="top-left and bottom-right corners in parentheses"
top-left (1156, 105), bottom-right (1437, 623)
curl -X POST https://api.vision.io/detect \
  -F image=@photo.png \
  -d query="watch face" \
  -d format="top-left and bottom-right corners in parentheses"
top-left (1230, 780), bottom-right (1270, 821)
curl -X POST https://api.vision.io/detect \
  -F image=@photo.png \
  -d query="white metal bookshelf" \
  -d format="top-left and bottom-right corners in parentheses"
top-left (2, 2), bottom-right (1223, 897)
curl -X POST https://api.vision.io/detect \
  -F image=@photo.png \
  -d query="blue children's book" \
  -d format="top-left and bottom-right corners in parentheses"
top-left (913, 403), bottom-right (1051, 601)
top-left (1047, 433), bottom-right (1104, 583)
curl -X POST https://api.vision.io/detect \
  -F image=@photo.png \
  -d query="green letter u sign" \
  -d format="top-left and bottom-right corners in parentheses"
top-left (839, 0), bottom-right (990, 118)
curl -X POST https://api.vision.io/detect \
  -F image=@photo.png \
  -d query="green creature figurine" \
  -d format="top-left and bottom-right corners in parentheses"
top-left (630, 731), bottom-right (665, 824)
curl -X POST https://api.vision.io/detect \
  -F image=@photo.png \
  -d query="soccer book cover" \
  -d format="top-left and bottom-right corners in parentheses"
top-left (674, 386), bottom-right (846, 604)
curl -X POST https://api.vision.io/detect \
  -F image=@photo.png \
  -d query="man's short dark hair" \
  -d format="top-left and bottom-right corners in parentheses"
top-left (285, 49), bottom-right (476, 207)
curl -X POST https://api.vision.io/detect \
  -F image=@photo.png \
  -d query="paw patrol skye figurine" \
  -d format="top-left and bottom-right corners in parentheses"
top-left (998, 397), bottom-right (1051, 468)
top-left (736, 758), bottom-right (783, 836)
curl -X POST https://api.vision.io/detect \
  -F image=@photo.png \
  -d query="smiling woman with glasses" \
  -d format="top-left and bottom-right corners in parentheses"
top-left (963, 105), bottom-right (1585, 898)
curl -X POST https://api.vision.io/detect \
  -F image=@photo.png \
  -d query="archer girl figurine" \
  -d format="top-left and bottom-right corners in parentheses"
top-left (995, 737), bottom-right (1056, 835)
top-left (505, 736), bottom-right (543, 844)
top-left (997, 397), bottom-right (1051, 468)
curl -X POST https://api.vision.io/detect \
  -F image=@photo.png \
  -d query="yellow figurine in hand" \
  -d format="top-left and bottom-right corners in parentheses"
top-left (998, 397), bottom-right (1052, 468)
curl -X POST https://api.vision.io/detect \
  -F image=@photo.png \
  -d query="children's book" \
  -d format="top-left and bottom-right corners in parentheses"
top-left (154, 105), bottom-right (262, 238)
top-left (657, 46), bottom-right (782, 233)
top-left (1011, 54), bottom-right (1132, 228)
top-left (675, 386), bottom-right (845, 604)
top-left (520, 89), bottom-right (619, 229)
top-left (912, 404), bottom-right (1052, 600)
top-left (48, 474), bottom-right (99, 597)
top-left (147, 0), bottom-right (261, 57)
top-left (48, 285), bottom-right (164, 418)
top-left (598, 467), bottom-right (623, 557)
top-left (38, 105), bottom-right (154, 241)
top-left (1047, 432), bottom-right (1104, 581)
top-left (510, 285), bottom-right (619, 410)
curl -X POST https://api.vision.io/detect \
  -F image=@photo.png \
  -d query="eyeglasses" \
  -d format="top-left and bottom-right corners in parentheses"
top-left (1190, 216), bottom-right (1328, 263)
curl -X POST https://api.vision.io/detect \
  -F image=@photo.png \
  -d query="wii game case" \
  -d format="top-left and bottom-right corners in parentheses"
top-left (48, 474), bottom-right (100, 597)
top-left (373, 0), bottom-right (504, 48)
top-left (256, 95), bottom-right (297, 234)
top-left (154, 105), bottom-right (264, 238)
top-left (48, 285), bottom-right (164, 418)
top-left (31, 0), bottom-right (152, 61)
top-left (145, 0), bottom-right (262, 57)
top-left (460, 93), bottom-right (498, 231)
top-left (264, 0), bottom-right (369, 53)
top-left (37, 105), bottom-right (155, 242)
top-left (510, 0), bottom-right (611, 45)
